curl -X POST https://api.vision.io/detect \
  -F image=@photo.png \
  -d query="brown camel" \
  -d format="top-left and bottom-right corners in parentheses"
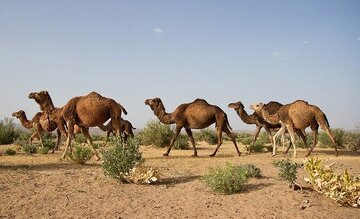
top-left (60, 92), bottom-right (127, 160)
top-left (250, 100), bottom-right (338, 157)
top-left (145, 98), bottom-right (241, 157)
top-left (228, 101), bottom-right (308, 151)
top-left (99, 118), bottom-right (136, 144)
top-left (12, 110), bottom-right (61, 148)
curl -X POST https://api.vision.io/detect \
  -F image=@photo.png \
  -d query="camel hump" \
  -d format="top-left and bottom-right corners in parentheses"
top-left (193, 98), bottom-right (208, 104)
top-left (265, 101), bottom-right (283, 114)
top-left (293, 100), bottom-right (309, 105)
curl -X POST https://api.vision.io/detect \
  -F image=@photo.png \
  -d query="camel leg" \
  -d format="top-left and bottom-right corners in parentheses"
top-left (62, 121), bottom-right (75, 159)
top-left (295, 129), bottom-right (308, 151)
top-left (281, 132), bottom-right (286, 150)
top-left (103, 130), bottom-right (111, 147)
top-left (209, 127), bottom-right (223, 157)
top-left (306, 127), bottom-right (318, 157)
top-left (123, 133), bottom-right (129, 143)
top-left (263, 126), bottom-right (274, 146)
top-left (29, 131), bottom-right (39, 146)
top-left (185, 128), bottom-right (197, 157)
top-left (251, 126), bottom-right (262, 152)
top-left (164, 126), bottom-right (182, 156)
top-left (272, 126), bottom-right (286, 156)
top-left (224, 126), bottom-right (241, 156)
top-left (286, 125), bottom-right (297, 157)
top-left (52, 129), bottom-right (62, 153)
top-left (81, 126), bottom-right (100, 161)
top-left (323, 127), bottom-right (338, 156)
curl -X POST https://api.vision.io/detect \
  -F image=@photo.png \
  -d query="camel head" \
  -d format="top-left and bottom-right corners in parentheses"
top-left (145, 98), bottom-right (163, 111)
top-left (250, 103), bottom-right (265, 113)
top-left (228, 101), bottom-right (244, 110)
top-left (12, 110), bottom-right (25, 118)
top-left (28, 90), bottom-right (54, 112)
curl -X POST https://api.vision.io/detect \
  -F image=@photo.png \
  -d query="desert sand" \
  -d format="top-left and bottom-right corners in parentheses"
top-left (0, 142), bottom-right (359, 218)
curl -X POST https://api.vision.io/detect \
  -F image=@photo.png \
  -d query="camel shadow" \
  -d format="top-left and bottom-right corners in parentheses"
top-left (0, 162), bottom-right (102, 171)
top-left (156, 175), bottom-right (202, 186)
top-left (145, 154), bottom-right (238, 160)
top-left (242, 182), bottom-right (274, 193)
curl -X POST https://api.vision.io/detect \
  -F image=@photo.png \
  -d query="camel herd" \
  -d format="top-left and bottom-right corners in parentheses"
top-left (12, 91), bottom-right (339, 160)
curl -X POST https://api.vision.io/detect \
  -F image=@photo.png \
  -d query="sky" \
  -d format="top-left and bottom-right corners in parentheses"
top-left (0, 0), bottom-right (360, 131)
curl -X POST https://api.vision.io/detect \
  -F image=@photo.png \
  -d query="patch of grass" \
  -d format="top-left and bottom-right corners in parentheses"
top-left (272, 159), bottom-right (299, 185)
top-left (68, 144), bottom-right (93, 164)
top-left (248, 141), bottom-right (265, 153)
top-left (102, 138), bottom-right (143, 182)
top-left (202, 163), bottom-right (250, 195)
top-left (22, 144), bottom-right (37, 155)
top-left (38, 147), bottom-right (50, 154)
top-left (0, 118), bottom-right (20, 144)
top-left (5, 148), bottom-right (16, 156)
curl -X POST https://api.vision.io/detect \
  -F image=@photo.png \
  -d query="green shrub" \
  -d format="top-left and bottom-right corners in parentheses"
top-left (295, 132), bottom-right (313, 148)
top-left (198, 129), bottom-right (218, 145)
top-left (242, 164), bottom-right (262, 178)
top-left (17, 132), bottom-right (32, 141)
top-left (102, 138), bottom-right (143, 182)
top-left (42, 133), bottom-right (55, 140)
top-left (318, 128), bottom-right (346, 148)
top-left (346, 132), bottom-right (360, 153)
top-left (272, 159), bottom-right (299, 185)
top-left (257, 132), bottom-right (271, 144)
top-left (68, 144), bottom-right (93, 164)
top-left (138, 120), bottom-right (189, 149)
top-left (92, 135), bottom-right (106, 142)
top-left (0, 118), bottom-right (20, 144)
top-left (237, 132), bottom-right (253, 145)
top-left (22, 144), bottom-right (37, 155)
top-left (74, 134), bottom-right (87, 143)
top-left (202, 163), bottom-right (249, 195)
top-left (5, 148), bottom-right (16, 156)
top-left (248, 141), bottom-right (265, 153)
top-left (43, 139), bottom-right (56, 150)
top-left (38, 147), bottom-right (50, 154)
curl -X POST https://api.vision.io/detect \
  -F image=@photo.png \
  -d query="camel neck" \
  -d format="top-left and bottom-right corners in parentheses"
top-left (154, 103), bottom-right (174, 124)
top-left (18, 114), bottom-right (33, 129)
top-left (237, 108), bottom-right (255, 124)
top-left (260, 108), bottom-right (280, 125)
top-left (41, 98), bottom-right (56, 112)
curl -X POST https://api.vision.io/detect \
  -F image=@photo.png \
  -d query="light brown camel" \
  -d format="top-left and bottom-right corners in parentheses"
top-left (228, 101), bottom-right (308, 151)
top-left (60, 92), bottom-right (127, 160)
top-left (99, 118), bottom-right (136, 144)
top-left (250, 100), bottom-right (338, 157)
top-left (12, 110), bottom-right (61, 148)
top-left (145, 98), bottom-right (241, 157)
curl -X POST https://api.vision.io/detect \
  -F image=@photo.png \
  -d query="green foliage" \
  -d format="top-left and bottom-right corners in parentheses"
top-left (5, 148), bottom-right (16, 156)
top-left (22, 144), bottom-right (37, 155)
top-left (318, 128), bottom-right (346, 148)
top-left (102, 138), bottom-right (143, 182)
top-left (0, 118), bottom-right (20, 144)
top-left (137, 120), bottom-right (189, 149)
top-left (38, 147), bottom-right (50, 154)
top-left (272, 159), bottom-right (299, 184)
top-left (68, 144), bottom-right (93, 164)
top-left (197, 129), bottom-right (218, 145)
top-left (43, 139), bottom-right (56, 150)
top-left (74, 134), bottom-right (87, 143)
top-left (203, 163), bottom-right (250, 195)
top-left (295, 132), bottom-right (313, 148)
top-left (92, 135), bottom-right (106, 142)
top-left (346, 132), bottom-right (360, 153)
top-left (304, 157), bottom-right (360, 207)
top-left (248, 141), bottom-right (265, 153)
top-left (17, 132), bottom-right (32, 141)
top-left (242, 164), bottom-right (262, 178)
top-left (236, 132), bottom-right (253, 145)
top-left (257, 132), bottom-right (271, 144)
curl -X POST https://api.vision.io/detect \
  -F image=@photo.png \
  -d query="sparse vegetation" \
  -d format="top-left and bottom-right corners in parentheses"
top-left (248, 141), bottom-right (265, 153)
top-left (346, 132), bottom-right (360, 153)
top-left (5, 148), bottom-right (16, 156)
top-left (272, 159), bottom-right (300, 188)
top-left (304, 157), bottom-right (360, 207)
top-left (203, 163), bottom-right (261, 195)
top-left (38, 147), bottom-right (50, 154)
top-left (67, 144), bottom-right (93, 164)
top-left (0, 118), bottom-right (20, 144)
top-left (137, 120), bottom-right (189, 149)
top-left (196, 129), bottom-right (218, 145)
top-left (318, 128), bottom-right (346, 148)
top-left (22, 144), bottom-right (37, 155)
top-left (102, 138), bottom-right (143, 182)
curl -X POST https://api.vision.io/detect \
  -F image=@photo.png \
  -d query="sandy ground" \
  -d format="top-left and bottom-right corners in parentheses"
top-left (0, 142), bottom-right (359, 219)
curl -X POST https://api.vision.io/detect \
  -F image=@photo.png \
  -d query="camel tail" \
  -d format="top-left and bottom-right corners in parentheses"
top-left (224, 113), bottom-right (233, 131)
top-left (324, 113), bottom-right (330, 128)
top-left (119, 103), bottom-right (128, 115)
top-left (98, 124), bottom-right (107, 132)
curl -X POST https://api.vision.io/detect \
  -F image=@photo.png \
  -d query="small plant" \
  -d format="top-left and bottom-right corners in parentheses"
top-left (173, 134), bottom-right (189, 150)
top-left (102, 138), bottom-right (143, 182)
top-left (346, 132), bottom-right (360, 153)
top-left (22, 144), bottom-right (37, 155)
top-left (242, 164), bottom-right (262, 178)
top-left (74, 134), bottom-right (87, 143)
top-left (0, 118), bottom-right (20, 144)
top-left (5, 148), bottom-right (16, 156)
top-left (38, 147), bottom-right (50, 154)
top-left (248, 141), bottom-right (265, 153)
top-left (304, 157), bottom-right (360, 207)
top-left (43, 139), bottom-right (56, 150)
top-left (68, 144), bottom-right (93, 164)
top-left (273, 159), bottom-right (301, 190)
top-left (203, 163), bottom-right (249, 195)
top-left (197, 129), bottom-right (218, 145)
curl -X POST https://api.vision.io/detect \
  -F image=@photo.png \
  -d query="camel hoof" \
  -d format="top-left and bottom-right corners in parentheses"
top-left (209, 154), bottom-right (215, 157)
top-left (237, 152), bottom-right (241, 156)
top-left (191, 154), bottom-right (198, 157)
top-left (95, 156), bottom-right (101, 161)
top-left (272, 154), bottom-right (276, 157)
top-left (163, 153), bottom-right (169, 157)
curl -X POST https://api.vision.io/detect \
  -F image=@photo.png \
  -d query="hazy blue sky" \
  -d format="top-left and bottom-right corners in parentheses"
top-left (1, 0), bottom-right (359, 130)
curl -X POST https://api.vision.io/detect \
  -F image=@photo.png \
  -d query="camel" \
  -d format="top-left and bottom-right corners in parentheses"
top-left (145, 98), bottom-right (241, 157)
top-left (59, 92), bottom-right (127, 160)
top-left (250, 100), bottom-right (338, 157)
top-left (99, 118), bottom-right (136, 143)
top-left (228, 101), bottom-right (308, 151)
top-left (12, 110), bottom-right (61, 148)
